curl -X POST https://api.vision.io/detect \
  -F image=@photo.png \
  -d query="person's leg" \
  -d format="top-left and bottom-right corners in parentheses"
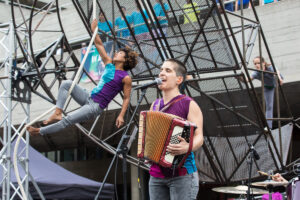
top-left (245, 2), bottom-right (250, 8)
top-left (161, 24), bottom-right (168, 37)
top-left (40, 99), bottom-right (102, 135)
top-left (44, 80), bottom-right (90, 124)
top-left (149, 176), bottom-right (170, 200)
top-left (169, 172), bottom-right (199, 200)
top-left (153, 25), bottom-right (168, 38)
top-left (264, 88), bottom-right (275, 129)
top-left (135, 34), bottom-right (142, 42)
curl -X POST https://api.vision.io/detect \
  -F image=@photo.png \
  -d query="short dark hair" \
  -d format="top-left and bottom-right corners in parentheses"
top-left (164, 58), bottom-right (187, 79)
top-left (119, 47), bottom-right (139, 71)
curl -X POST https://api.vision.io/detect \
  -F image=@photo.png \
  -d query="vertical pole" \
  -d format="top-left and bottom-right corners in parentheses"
top-left (25, 103), bottom-right (30, 199)
top-left (92, 0), bottom-right (96, 19)
top-left (241, 0), bottom-right (245, 64)
top-left (112, 0), bottom-right (115, 54)
top-left (275, 77), bottom-right (282, 157)
top-left (6, 21), bottom-right (14, 200)
top-left (258, 29), bottom-right (266, 122)
top-left (22, 20), bottom-right (31, 200)
top-left (2, 26), bottom-right (9, 200)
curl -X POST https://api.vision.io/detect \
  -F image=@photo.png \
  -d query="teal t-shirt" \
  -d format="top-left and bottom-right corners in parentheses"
top-left (264, 0), bottom-right (274, 4)
top-left (98, 21), bottom-right (113, 35)
top-left (115, 15), bottom-right (133, 37)
top-left (131, 10), bottom-right (149, 35)
top-left (153, 2), bottom-right (170, 25)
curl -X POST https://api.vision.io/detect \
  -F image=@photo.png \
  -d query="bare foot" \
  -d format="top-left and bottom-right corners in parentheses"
top-left (26, 126), bottom-right (40, 136)
top-left (43, 109), bottom-right (62, 125)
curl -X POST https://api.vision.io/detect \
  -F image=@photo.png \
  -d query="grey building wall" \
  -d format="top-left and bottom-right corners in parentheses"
top-left (224, 0), bottom-right (300, 82)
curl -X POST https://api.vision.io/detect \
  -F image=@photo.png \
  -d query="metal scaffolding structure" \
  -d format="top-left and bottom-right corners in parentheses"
top-left (0, 20), bottom-right (47, 199)
top-left (0, 21), bottom-right (16, 200)
top-left (0, 0), bottom-right (295, 199)
top-left (71, 0), bottom-right (294, 183)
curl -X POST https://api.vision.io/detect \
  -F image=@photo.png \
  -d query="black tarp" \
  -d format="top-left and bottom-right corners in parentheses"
top-left (0, 140), bottom-right (114, 199)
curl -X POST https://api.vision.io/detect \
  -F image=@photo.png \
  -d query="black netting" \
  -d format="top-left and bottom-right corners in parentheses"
top-left (74, 0), bottom-right (239, 78)
top-left (186, 75), bottom-right (263, 138)
top-left (195, 125), bottom-right (292, 183)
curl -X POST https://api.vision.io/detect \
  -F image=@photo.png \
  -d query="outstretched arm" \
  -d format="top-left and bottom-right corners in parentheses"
top-left (272, 173), bottom-right (288, 183)
top-left (277, 70), bottom-right (284, 85)
top-left (91, 19), bottom-right (112, 65)
top-left (167, 100), bottom-right (204, 155)
top-left (116, 76), bottom-right (132, 128)
top-left (237, 73), bottom-right (254, 83)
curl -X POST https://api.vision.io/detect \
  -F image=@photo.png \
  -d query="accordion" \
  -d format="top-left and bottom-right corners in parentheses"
top-left (137, 111), bottom-right (196, 168)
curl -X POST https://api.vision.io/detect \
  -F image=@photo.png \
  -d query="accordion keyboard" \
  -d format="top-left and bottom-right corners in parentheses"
top-left (164, 126), bottom-right (184, 164)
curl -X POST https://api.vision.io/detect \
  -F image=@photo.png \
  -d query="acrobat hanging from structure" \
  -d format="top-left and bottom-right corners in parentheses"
top-left (27, 19), bottom-right (138, 136)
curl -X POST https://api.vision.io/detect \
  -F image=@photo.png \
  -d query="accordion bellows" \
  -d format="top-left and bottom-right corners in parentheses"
top-left (138, 111), bottom-right (196, 168)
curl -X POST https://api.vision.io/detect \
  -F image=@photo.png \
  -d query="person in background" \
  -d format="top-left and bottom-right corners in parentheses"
top-left (263, 0), bottom-right (278, 5)
top-left (239, 56), bottom-right (283, 129)
top-left (251, 56), bottom-right (283, 129)
top-left (216, 0), bottom-right (234, 12)
top-left (235, 0), bottom-right (251, 11)
top-left (97, 11), bottom-right (114, 55)
top-left (272, 173), bottom-right (288, 183)
top-left (153, 0), bottom-right (170, 36)
top-left (131, 2), bottom-right (151, 42)
top-left (183, 0), bottom-right (201, 24)
top-left (261, 173), bottom-right (287, 200)
top-left (115, 6), bottom-right (133, 39)
top-left (97, 12), bottom-right (113, 42)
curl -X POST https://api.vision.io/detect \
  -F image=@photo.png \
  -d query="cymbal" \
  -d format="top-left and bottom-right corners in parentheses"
top-left (212, 185), bottom-right (268, 195)
top-left (251, 180), bottom-right (288, 187)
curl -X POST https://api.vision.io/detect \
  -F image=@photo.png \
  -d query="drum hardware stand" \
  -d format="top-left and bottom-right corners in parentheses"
top-left (247, 151), bottom-right (254, 200)
top-left (266, 184), bottom-right (274, 200)
top-left (247, 144), bottom-right (260, 200)
top-left (94, 88), bottom-right (148, 200)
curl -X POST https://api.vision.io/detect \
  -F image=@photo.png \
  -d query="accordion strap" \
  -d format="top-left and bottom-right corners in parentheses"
top-left (159, 95), bottom-right (187, 112)
top-left (151, 98), bottom-right (161, 111)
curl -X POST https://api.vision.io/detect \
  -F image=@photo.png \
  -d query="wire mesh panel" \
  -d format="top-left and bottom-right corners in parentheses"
top-left (184, 74), bottom-right (286, 182)
top-left (187, 76), bottom-right (262, 137)
top-left (73, 0), bottom-right (239, 79)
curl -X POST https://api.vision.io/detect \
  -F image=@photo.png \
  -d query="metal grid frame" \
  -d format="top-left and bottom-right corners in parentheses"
top-left (71, 0), bottom-right (293, 184)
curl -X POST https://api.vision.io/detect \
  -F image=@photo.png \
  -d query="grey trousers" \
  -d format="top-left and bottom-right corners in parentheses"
top-left (149, 172), bottom-right (199, 200)
top-left (40, 80), bottom-right (103, 135)
top-left (264, 87), bottom-right (274, 129)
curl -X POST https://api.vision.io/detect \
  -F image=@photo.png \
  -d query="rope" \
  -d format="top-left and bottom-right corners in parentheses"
top-left (13, 0), bottom-right (98, 199)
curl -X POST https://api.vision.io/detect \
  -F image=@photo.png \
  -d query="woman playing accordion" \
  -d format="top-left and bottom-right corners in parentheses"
top-left (143, 59), bottom-right (204, 200)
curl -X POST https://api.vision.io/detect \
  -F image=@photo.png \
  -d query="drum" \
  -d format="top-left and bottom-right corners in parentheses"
top-left (287, 177), bottom-right (300, 200)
